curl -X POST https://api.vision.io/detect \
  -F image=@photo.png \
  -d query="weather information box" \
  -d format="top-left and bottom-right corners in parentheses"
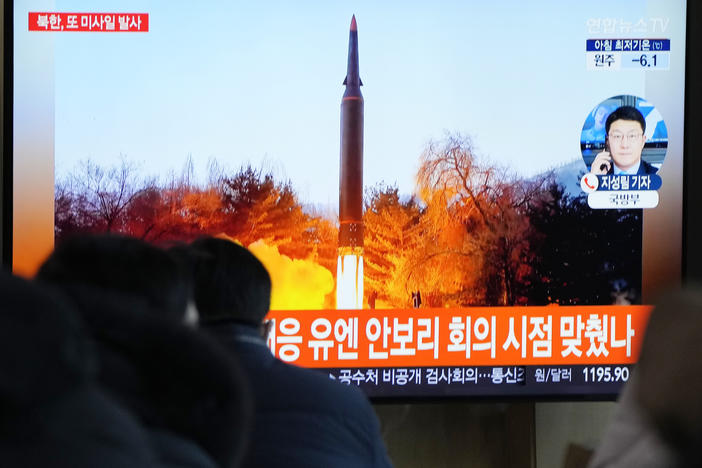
top-left (586, 39), bottom-right (670, 70)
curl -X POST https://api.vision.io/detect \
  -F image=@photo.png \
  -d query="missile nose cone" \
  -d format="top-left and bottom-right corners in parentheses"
top-left (344, 15), bottom-right (362, 90)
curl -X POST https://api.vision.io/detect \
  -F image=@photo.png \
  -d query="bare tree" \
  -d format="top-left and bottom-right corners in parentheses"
top-left (58, 157), bottom-right (148, 236)
top-left (416, 133), bottom-right (549, 305)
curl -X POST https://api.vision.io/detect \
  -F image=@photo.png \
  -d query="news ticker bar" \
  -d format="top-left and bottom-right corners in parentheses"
top-left (319, 364), bottom-right (633, 398)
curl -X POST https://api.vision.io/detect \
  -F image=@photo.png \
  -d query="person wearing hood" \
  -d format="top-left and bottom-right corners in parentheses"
top-left (0, 271), bottom-right (158, 467)
top-left (36, 234), bottom-right (252, 468)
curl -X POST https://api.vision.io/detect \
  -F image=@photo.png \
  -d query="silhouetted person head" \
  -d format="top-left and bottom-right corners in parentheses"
top-left (188, 237), bottom-right (271, 325)
top-left (36, 234), bottom-right (189, 322)
top-left (188, 237), bottom-right (394, 468)
top-left (0, 272), bottom-right (168, 467)
top-left (35, 235), bottom-right (253, 467)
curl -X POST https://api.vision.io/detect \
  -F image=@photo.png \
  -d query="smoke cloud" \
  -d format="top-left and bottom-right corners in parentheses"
top-left (248, 240), bottom-right (335, 310)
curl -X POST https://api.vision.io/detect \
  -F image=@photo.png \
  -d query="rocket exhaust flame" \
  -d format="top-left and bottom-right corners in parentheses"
top-left (337, 248), bottom-right (364, 309)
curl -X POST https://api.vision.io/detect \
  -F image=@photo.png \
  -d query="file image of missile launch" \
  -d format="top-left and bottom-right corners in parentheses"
top-left (43, 4), bottom-right (656, 313)
top-left (336, 15), bottom-right (364, 310)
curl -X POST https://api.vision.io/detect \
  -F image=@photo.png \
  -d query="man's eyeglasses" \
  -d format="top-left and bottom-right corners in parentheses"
top-left (608, 132), bottom-right (644, 143)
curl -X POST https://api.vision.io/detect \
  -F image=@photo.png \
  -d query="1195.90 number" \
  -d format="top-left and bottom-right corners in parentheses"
top-left (582, 366), bottom-right (630, 383)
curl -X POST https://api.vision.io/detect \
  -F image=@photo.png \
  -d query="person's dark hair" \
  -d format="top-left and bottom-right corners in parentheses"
top-left (188, 237), bottom-right (271, 324)
top-left (36, 234), bottom-right (189, 321)
top-left (605, 105), bottom-right (646, 135)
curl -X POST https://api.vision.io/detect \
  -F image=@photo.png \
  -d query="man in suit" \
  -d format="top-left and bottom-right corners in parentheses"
top-left (590, 105), bottom-right (658, 176)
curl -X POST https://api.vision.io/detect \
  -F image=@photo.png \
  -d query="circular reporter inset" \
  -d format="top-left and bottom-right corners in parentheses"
top-left (580, 95), bottom-right (668, 177)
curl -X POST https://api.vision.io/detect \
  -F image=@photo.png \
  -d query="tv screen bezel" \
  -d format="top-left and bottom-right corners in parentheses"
top-left (2, 0), bottom-right (700, 403)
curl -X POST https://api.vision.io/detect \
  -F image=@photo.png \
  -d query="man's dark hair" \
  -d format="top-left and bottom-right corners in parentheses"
top-left (605, 105), bottom-right (646, 135)
top-left (188, 237), bottom-right (271, 324)
top-left (36, 234), bottom-right (189, 321)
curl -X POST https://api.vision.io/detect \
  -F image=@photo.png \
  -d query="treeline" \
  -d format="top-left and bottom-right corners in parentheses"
top-left (56, 134), bottom-right (642, 308)
top-left (363, 134), bottom-right (641, 307)
top-left (55, 159), bottom-right (339, 273)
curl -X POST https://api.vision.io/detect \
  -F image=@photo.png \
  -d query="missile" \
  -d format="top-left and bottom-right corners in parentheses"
top-left (337, 15), bottom-right (364, 309)
top-left (339, 14), bottom-right (364, 250)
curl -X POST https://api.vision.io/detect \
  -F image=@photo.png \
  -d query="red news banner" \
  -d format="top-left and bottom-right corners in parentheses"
top-left (264, 306), bottom-right (652, 368)
top-left (29, 12), bottom-right (149, 32)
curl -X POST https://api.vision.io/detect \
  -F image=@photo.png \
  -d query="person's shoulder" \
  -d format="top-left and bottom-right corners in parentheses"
top-left (262, 358), bottom-right (374, 412)
top-left (640, 159), bottom-right (659, 174)
top-left (148, 430), bottom-right (219, 468)
top-left (274, 359), bottom-right (367, 397)
top-left (245, 359), bottom-right (392, 466)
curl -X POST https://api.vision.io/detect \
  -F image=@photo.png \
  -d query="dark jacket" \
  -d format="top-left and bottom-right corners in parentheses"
top-left (205, 321), bottom-right (393, 468)
top-left (637, 159), bottom-right (658, 175)
top-left (52, 285), bottom-right (252, 468)
top-left (0, 273), bottom-right (158, 468)
top-left (596, 158), bottom-right (659, 175)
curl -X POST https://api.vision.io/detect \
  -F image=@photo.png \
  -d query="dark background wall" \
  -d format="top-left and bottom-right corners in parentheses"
top-left (683, 0), bottom-right (702, 284)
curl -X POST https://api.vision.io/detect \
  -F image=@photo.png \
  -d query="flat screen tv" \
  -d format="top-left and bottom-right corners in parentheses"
top-left (8, 0), bottom-right (691, 398)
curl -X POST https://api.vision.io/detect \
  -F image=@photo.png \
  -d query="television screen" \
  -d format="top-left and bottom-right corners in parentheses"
top-left (13, 0), bottom-right (686, 398)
